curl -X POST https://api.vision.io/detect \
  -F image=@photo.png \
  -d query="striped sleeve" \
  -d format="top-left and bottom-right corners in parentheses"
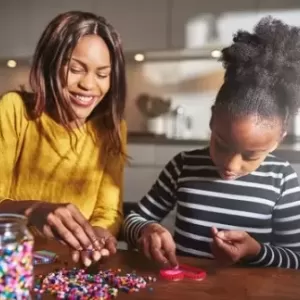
top-left (250, 164), bottom-right (300, 269)
top-left (122, 152), bottom-right (183, 247)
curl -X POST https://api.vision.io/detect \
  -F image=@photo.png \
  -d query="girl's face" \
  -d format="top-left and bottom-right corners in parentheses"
top-left (209, 110), bottom-right (284, 180)
top-left (64, 34), bottom-right (111, 122)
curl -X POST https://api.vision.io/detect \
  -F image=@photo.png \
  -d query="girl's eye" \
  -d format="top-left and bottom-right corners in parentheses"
top-left (97, 74), bottom-right (109, 79)
top-left (243, 155), bottom-right (260, 161)
top-left (215, 139), bottom-right (229, 152)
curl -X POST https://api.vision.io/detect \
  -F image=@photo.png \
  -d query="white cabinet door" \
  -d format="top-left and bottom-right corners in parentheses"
top-left (93, 0), bottom-right (169, 51)
top-left (127, 144), bottom-right (155, 166)
top-left (124, 167), bottom-right (160, 203)
top-left (256, 1), bottom-right (300, 26)
top-left (0, 0), bottom-right (94, 58)
top-left (257, 0), bottom-right (300, 11)
top-left (154, 144), bottom-right (204, 167)
top-left (0, 1), bottom-right (32, 58)
top-left (26, 0), bottom-right (94, 57)
top-left (170, 0), bottom-right (257, 49)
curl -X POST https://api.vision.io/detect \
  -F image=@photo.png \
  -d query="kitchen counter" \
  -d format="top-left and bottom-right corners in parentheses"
top-left (128, 132), bottom-right (208, 146)
top-left (127, 132), bottom-right (300, 163)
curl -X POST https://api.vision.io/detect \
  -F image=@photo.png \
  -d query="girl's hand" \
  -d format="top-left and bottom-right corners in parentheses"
top-left (138, 223), bottom-right (178, 267)
top-left (210, 227), bottom-right (261, 265)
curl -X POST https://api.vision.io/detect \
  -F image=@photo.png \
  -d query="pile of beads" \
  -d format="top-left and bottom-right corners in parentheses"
top-left (34, 267), bottom-right (156, 299)
top-left (0, 240), bottom-right (34, 299)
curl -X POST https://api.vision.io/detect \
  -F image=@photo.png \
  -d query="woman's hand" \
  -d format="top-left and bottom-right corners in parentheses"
top-left (28, 202), bottom-right (101, 251)
top-left (210, 227), bottom-right (261, 265)
top-left (71, 226), bottom-right (117, 267)
top-left (138, 223), bottom-right (178, 267)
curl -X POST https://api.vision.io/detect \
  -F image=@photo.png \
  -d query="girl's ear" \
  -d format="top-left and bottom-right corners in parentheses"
top-left (209, 105), bottom-right (215, 130)
top-left (281, 131), bottom-right (287, 140)
top-left (269, 143), bottom-right (279, 153)
top-left (269, 131), bottom-right (286, 153)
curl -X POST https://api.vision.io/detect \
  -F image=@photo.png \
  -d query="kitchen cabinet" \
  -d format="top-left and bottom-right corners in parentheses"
top-left (0, 0), bottom-right (94, 58)
top-left (124, 167), bottom-right (160, 203)
top-left (170, 0), bottom-right (257, 49)
top-left (257, 0), bottom-right (300, 11)
top-left (127, 144), bottom-right (155, 166)
top-left (170, 0), bottom-right (300, 49)
top-left (256, 1), bottom-right (300, 26)
top-left (93, 0), bottom-right (169, 51)
top-left (217, 1), bottom-right (300, 46)
top-left (26, 0), bottom-right (94, 57)
top-left (1, 0), bottom-right (300, 59)
top-left (0, 0), bottom-right (32, 58)
top-left (124, 143), bottom-right (158, 203)
top-left (0, 0), bottom-right (169, 59)
top-left (124, 143), bottom-right (197, 203)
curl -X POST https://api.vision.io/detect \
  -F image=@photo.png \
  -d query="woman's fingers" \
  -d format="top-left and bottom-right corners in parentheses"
top-left (47, 213), bottom-right (82, 250)
top-left (72, 250), bottom-right (80, 263)
top-left (66, 204), bottom-right (102, 250)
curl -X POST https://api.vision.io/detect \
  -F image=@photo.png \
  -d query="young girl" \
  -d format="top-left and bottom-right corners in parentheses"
top-left (0, 11), bottom-right (127, 266)
top-left (123, 17), bottom-right (300, 269)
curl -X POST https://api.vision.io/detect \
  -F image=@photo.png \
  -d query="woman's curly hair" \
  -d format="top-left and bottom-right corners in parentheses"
top-left (215, 16), bottom-right (300, 127)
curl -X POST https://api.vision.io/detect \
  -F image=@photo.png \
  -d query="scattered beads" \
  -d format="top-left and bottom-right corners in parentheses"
top-left (0, 240), bottom-right (34, 299)
top-left (34, 267), bottom-right (156, 299)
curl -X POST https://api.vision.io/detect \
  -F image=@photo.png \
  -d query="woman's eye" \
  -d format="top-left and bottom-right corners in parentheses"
top-left (70, 67), bottom-right (84, 74)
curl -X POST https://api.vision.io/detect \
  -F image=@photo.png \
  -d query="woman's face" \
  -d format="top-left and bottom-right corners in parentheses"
top-left (64, 34), bottom-right (111, 122)
top-left (209, 110), bottom-right (284, 180)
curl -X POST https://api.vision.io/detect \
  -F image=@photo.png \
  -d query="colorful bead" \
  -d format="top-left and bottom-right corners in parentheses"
top-left (0, 240), bottom-right (33, 299)
top-left (35, 267), bottom-right (156, 299)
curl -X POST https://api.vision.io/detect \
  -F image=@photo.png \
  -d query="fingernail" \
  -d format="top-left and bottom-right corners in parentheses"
top-left (218, 231), bottom-right (225, 238)
top-left (93, 251), bottom-right (101, 261)
top-left (100, 249), bottom-right (109, 256)
top-left (72, 253), bottom-right (79, 263)
top-left (93, 239), bottom-right (101, 249)
top-left (83, 257), bottom-right (92, 267)
top-left (87, 244), bottom-right (94, 251)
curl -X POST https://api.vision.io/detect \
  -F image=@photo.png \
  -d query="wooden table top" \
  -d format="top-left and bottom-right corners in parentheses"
top-left (33, 240), bottom-right (300, 300)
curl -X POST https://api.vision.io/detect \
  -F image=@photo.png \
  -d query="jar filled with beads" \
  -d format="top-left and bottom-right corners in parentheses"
top-left (0, 214), bottom-right (34, 299)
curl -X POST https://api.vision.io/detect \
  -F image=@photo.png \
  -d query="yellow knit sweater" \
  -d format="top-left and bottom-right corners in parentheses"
top-left (0, 92), bottom-right (126, 236)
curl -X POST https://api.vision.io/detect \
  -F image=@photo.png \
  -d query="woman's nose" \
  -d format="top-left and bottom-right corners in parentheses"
top-left (79, 73), bottom-right (95, 90)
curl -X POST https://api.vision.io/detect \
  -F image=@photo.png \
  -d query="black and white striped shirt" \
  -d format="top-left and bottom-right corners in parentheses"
top-left (123, 147), bottom-right (300, 269)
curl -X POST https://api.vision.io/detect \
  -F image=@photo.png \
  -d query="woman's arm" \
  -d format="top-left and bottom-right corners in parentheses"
top-left (0, 92), bottom-right (100, 251)
top-left (89, 120), bottom-right (127, 237)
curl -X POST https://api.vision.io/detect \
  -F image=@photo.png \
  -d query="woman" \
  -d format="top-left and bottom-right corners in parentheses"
top-left (0, 11), bottom-right (127, 266)
top-left (123, 17), bottom-right (300, 269)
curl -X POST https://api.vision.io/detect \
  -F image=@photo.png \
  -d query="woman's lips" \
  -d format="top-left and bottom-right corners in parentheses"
top-left (69, 93), bottom-right (98, 108)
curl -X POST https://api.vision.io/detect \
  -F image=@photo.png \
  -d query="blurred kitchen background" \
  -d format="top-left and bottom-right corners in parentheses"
top-left (1, 1), bottom-right (300, 232)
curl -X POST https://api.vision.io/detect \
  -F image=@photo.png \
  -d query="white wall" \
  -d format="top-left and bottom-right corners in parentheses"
top-left (0, 59), bottom-right (223, 139)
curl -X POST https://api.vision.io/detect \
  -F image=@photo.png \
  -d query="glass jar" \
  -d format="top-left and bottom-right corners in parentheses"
top-left (0, 214), bottom-right (34, 299)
